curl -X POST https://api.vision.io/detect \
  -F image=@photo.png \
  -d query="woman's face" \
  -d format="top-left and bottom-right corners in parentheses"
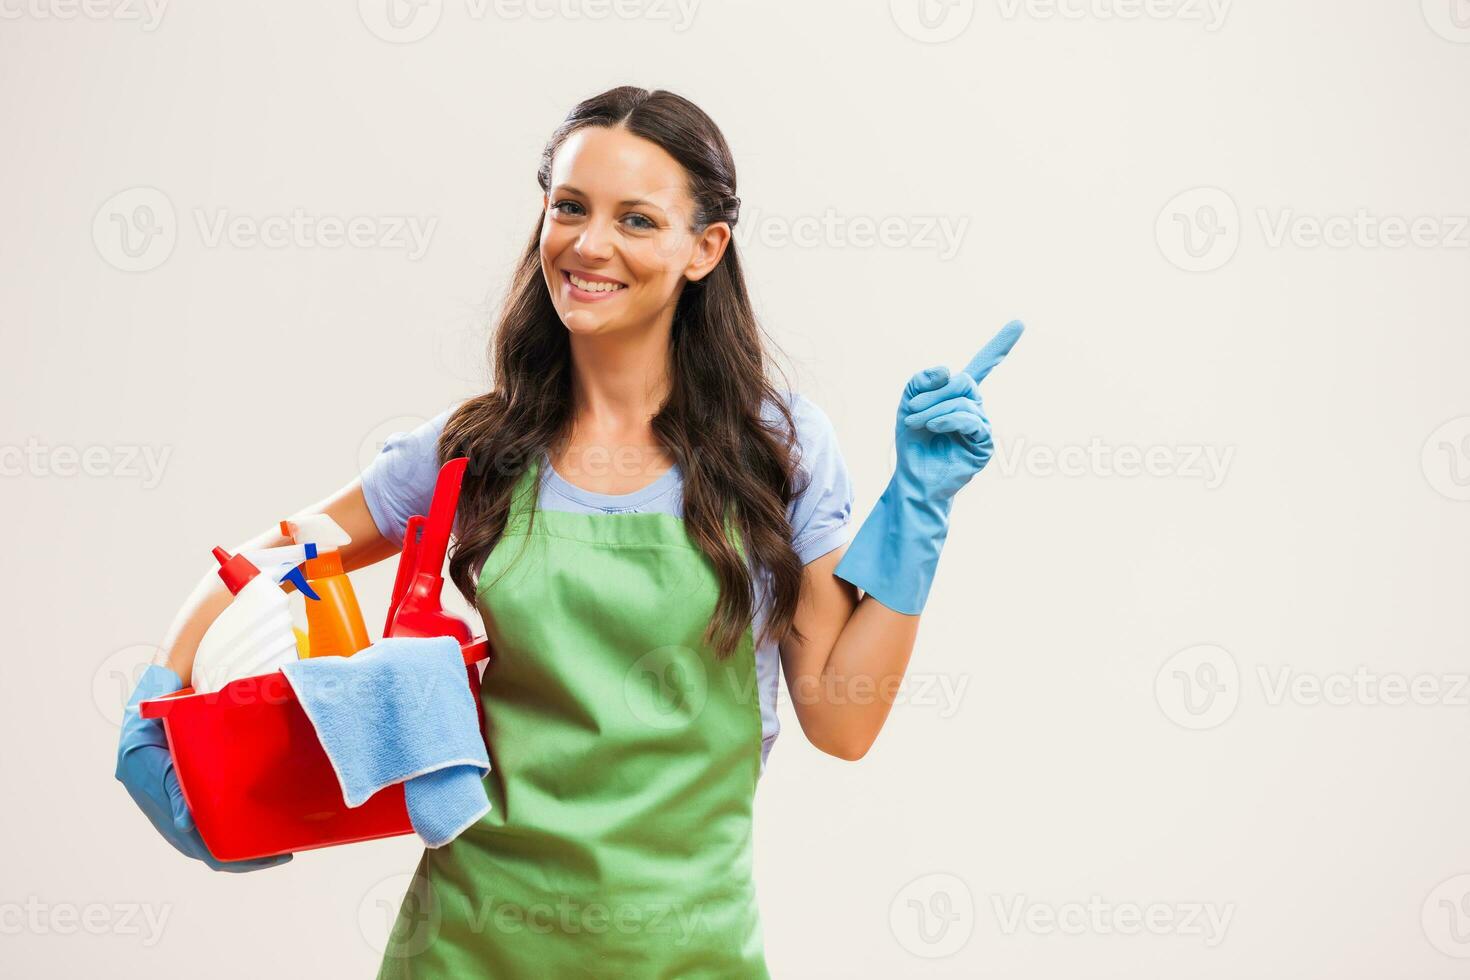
top-left (540, 125), bottom-right (728, 336)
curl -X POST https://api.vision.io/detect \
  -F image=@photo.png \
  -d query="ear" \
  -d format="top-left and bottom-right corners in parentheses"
top-left (684, 222), bottom-right (732, 284)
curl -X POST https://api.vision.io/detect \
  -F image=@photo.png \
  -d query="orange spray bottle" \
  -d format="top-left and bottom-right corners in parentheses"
top-left (282, 515), bottom-right (371, 658)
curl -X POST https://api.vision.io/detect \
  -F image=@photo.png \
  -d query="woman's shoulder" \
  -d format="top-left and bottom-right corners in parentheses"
top-left (358, 401), bottom-right (464, 546)
top-left (761, 389), bottom-right (842, 468)
top-left (761, 389), bottom-right (853, 562)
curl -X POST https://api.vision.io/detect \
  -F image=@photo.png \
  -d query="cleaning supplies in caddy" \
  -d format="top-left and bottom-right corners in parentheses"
top-left (191, 548), bottom-right (301, 695)
top-left (278, 635), bottom-right (491, 848)
top-left (281, 515), bottom-right (371, 658)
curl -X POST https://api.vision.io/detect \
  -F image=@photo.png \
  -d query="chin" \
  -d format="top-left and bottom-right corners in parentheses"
top-left (560, 308), bottom-right (620, 333)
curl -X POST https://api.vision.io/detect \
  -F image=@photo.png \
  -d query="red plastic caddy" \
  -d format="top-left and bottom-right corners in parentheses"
top-left (139, 458), bottom-right (488, 862)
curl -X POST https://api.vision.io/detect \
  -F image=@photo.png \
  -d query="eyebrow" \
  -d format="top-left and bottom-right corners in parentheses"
top-left (555, 185), bottom-right (663, 210)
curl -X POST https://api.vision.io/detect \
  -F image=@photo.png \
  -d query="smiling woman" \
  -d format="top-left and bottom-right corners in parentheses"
top-left (350, 84), bottom-right (1022, 978)
top-left (112, 83), bottom-right (1018, 980)
top-left (440, 88), bottom-right (774, 658)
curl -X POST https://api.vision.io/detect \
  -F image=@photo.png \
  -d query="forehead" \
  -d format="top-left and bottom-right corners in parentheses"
top-left (549, 126), bottom-right (690, 208)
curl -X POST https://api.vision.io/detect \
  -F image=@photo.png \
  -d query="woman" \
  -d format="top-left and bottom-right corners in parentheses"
top-left (115, 86), bottom-right (1022, 977)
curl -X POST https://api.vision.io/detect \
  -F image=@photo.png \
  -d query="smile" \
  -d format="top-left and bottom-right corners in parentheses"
top-left (563, 269), bottom-right (627, 300)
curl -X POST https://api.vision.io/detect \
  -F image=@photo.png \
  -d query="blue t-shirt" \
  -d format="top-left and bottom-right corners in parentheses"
top-left (360, 391), bottom-right (854, 770)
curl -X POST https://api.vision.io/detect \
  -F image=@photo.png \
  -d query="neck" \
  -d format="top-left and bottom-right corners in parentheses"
top-left (565, 315), bottom-right (674, 440)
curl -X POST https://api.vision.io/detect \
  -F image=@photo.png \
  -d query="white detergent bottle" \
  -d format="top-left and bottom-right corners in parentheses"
top-left (192, 547), bottom-right (300, 695)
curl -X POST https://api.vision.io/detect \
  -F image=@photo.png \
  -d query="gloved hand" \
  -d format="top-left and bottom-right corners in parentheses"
top-left (834, 320), bottom-right (1024, 615)
top-left (114, 664), bottom-right (292, 872)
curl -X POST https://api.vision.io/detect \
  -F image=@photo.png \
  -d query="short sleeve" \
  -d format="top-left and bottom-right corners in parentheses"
top-left (777, 392), bottom-right (854, 565)
top-left (359, 407), bottom-right (454, 548)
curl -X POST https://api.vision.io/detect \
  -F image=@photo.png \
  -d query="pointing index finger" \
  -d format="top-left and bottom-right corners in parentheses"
top-left (963, 320), bottom-right (1025, 384)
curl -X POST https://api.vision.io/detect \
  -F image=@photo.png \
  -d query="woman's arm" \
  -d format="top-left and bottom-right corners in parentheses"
top-left (777, 544), bottom-right (921, 761)
top-left (779, 322), bottom-right (1025, 760)
top-left (160, 479), bottom-right (399, 686)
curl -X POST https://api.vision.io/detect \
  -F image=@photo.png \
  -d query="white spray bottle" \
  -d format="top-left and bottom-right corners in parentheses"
top-left (240, 542), bottom-right (323, 658)
top-left (191, 547), bottom-right (300, 695)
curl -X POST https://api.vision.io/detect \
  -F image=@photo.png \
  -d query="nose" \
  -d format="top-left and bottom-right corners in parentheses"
top-left (574, 216), bottom-right (615, 263)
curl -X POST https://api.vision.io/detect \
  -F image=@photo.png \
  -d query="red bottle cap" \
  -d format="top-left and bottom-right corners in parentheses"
top-left (212, 546), bottom-right (261, 596)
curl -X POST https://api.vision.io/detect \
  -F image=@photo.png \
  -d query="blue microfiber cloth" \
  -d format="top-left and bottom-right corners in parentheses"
top-left (279, 636), bottom-right (491, 848)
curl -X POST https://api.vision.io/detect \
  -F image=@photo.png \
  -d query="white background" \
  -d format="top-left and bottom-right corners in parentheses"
top-left (3, 0), bottom-right (1470, 976)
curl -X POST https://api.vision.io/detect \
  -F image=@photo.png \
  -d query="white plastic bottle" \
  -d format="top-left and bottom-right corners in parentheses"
top-left (240, 541), bottom-right (323, 658)
top-left (192, 547), bottom-right (300, 695)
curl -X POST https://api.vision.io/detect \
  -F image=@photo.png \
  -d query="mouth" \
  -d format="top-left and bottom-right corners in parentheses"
top-left (562, 269), bottom-right (628, 302)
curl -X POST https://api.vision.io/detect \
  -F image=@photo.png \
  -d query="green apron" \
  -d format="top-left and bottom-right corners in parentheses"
top-left (377, 456), bottom-right (769, 979)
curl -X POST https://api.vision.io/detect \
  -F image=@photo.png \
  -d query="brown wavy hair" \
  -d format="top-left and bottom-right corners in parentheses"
top-left (437, 86), bottom-right (809, 659)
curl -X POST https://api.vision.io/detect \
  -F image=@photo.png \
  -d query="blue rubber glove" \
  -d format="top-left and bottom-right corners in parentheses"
top-left (834, 320), bottom-right (1024, 614)
top-left (114, 664), bottom-right (292, 872)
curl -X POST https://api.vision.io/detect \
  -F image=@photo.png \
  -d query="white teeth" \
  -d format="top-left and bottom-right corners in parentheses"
top-left (569, 273), bottom-right (625, 293)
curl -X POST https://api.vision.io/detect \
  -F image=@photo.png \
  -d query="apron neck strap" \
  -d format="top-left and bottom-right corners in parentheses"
top-left (504, 452), bottom-right (542, 527)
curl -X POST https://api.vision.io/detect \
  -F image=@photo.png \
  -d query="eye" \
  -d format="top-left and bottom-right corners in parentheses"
top-left (623, 213), bottom-right (656, 231)
top-left (551, 199), bottom-right (584, 217)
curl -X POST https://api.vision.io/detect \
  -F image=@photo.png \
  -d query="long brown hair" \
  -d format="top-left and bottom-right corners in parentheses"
top-left (438, 86), bottom-right (808, 659)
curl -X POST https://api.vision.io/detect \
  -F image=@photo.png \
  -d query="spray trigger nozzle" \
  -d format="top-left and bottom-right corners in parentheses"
top-left (281, 564), bottom-right (321, 601)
